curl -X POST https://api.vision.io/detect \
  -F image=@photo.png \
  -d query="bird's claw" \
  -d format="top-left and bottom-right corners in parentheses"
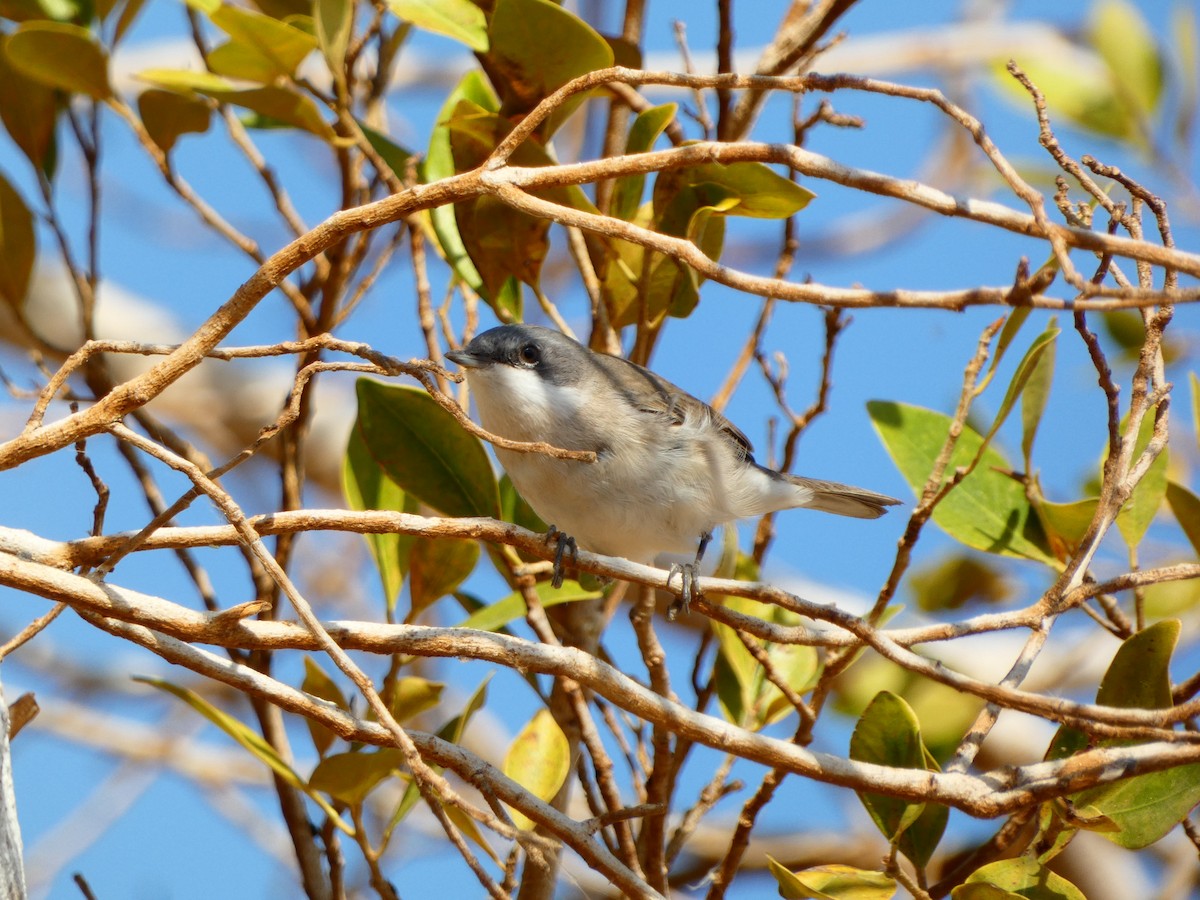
top-left (666, 531), bottom-right (713, 620)
top-left (667, 563), bottom-right (701, 621)
top-left (546, 525), bottom-right (577, 589)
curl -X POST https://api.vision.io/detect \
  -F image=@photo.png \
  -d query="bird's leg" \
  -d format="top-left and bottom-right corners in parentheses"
top-left (545, 525), bottom-right (577, 589)
top-left (667, 531), bottom-right (713, 620)
top-left (666, 563), bottom-right (695, 620)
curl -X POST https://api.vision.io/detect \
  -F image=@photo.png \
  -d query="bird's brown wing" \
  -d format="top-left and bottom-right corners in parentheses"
top-left (589, 351), bottom-right (755, 462)
top-left (587, 347), bottom-right (902, 517)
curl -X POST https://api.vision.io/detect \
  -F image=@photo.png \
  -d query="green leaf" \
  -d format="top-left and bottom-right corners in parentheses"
top-left (1097, 618), bottom-right (1177, 709)
top-left (227, 86), bottom-right (335, 139)
top-left (653, 158), bottom-right (815, 222)
top-left (485, 0), bottom-right (612, 123)
top-left (950, 886), bottom-right (1024, 900)
top-left (0, 36), bottom-right (58, 170)
top-left (903, 679), bottom-right (986, 762)
top-left (137, 68), bottom-right (236, 93)
top-left (310, 748), bottom-right (404, 806)
top-left (694, 161), bottom-right (814, 217)
top-left (766, 858), bottom-right (896, 900)
top-left (137, 88), bottom-right (211, 153)
top-left (387, 0), bottom-right (487, 51)
top-left (955, 857), bottom-right (1085, 900)
top-left (711, 592), bottom-right (818, 730)
top-left (627, 103), bottom-right (678, 153)
top-left (1192, 373), bottom-right (1200, 452)
top-left (992, 51), bottom-right (1134, 141)
top-left (1114, 409), bottom-right (1168, 548)
top-left (491, 472), bottom-right (547, 572)
top-left (446, 801), bottom-right (503, 863)
top-left (1166, 481), bottom-right (1200, 557)
top-left (342, 425), bottom-right (414, 610)
top-left (388, 676), bottom-right (444, 723)
top-left (1144, 578), bottom-right (1200, 618)
top-left (457, 579), bottom-right (602, 632)
top-left (140, 676), bottom-right (309, 789)
top-left (138, 70), bottom-right (336, 140)
top-left (600, 203), bottom-right (651, 327)
top-left (386, 676), bottom-right (491, 838)
top-left (302, 657), bottom-right (348, 756)
top-left (1037, 498), bottom-right (1098, 558)
top-left (979, 321), bottom-right (1059, 454)
top-left (1073, 620), bottom-right (1200, 848)
top-left (612, 102), bottom-right (677, 221)
top-left (407, 536), bottom-right (479, 620)
top-left (1044, 715), bottom-right (1090, 764)
top-left (646, 245), bottom-right (697, 321)
top-left (1019, 322), bottom-right (1057, 470)
top-left (7, 22), bottom-right (111, 99)
top-left (1039, 800), bottom-right (1104, 856)
top-left (110, 0), bottom-right (149, 44)
top-left (1074, 760), bottom-right (1200, 849)
top-left (637, 208), bottom-right (717, 324)
top-left (439, 674), bottom-right (490, 746)
top-left (143, 674), bottom-right (359, 833)
top-left (503, 708), bottom-right (569, 830)
top-left (454, 188), bottom-right (550, 298)
top-left (207, 40), bottom-right (284, 83)
top-left (977, 307), bottom-right (1031, 395)
top-left (360, 122), bottom-right (412, 181)
top-left (245, 0), bottom-right (307, 19)
top-left (200, 0), bottom-right (317, 80)
top-left (1100, 309), bottom-right (1144, 359)
top-left (849, 691), bottom-right (947, 869)
top-left (444, 98), bottom-right (597, 299)
top-left (908, 553), bottom-right (1012, 612)
top-left (868, 401), bottom-right (1055, 564)
top-left (759, 640), bottom-right (820, 728)
top-left (0, 171), bottom-right (36, 308)
top-left (0, 0), bottom-right (82, 22)
top-left (621, 158), bottom-right (809, 326)
top-left (678, 203), bottom-right (724, 309)
top-left (499, 473), bottom-right (546, 532)
top-left (423, 71), bottom-right (496, 301)
top-left (713, 649), bottom-right (748, 728)
top-left (1048, 622), bottom-right (1183, 769)
top-left (830, 648), bottom-right (907, 723)
top-left (712, 595), bottom-right (767, 726)
top-left (641, 230), bottom-right (712, 325)
top-left (354, 379), bottom-right (500, 519)
top-left (1088, 0), bottom-right (1164, 117)
top-left (315, 0), bottom-right (352, 88)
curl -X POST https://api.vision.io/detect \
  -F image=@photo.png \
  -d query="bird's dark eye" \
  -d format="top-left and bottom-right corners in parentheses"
top-left (517, 344), bottom-right (540, 366)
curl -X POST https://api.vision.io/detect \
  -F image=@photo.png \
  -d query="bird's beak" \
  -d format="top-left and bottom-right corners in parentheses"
top-left (445, 349), bottom-right (486, 369)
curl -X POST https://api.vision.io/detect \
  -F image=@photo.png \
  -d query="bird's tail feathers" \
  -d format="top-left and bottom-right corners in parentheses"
top-left (784, 474), bottom-right (902, 519)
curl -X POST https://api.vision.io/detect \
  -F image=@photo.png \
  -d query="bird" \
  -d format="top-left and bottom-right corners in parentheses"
top-left (445, 324), bottom-right (900, 617)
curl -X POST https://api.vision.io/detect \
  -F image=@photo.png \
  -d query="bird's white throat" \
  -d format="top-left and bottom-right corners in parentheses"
top-left (466, 364), bottom-right (589, 446)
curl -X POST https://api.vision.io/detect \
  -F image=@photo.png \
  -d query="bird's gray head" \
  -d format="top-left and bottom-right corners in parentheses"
top-left (445, 324), bottom-right (588, 387)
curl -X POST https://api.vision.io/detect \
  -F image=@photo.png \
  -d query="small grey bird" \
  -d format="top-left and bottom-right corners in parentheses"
top-left (446, 324), bottom-right (899, 616)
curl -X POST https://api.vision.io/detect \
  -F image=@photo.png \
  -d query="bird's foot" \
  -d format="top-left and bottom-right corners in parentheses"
top-left (545, 525), bottom-right (577, 589)
top-left (667, 562), bottom-right (702, 621)
top-left (666, 531), bottom-right (713, 619)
